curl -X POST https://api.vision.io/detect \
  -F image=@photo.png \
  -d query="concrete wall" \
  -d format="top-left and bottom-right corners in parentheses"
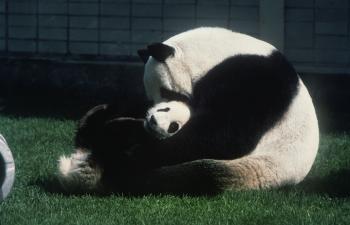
top-left (0, 0), bottom-right (349, 73)
top-left (284, 0), bottom-right (350, 73)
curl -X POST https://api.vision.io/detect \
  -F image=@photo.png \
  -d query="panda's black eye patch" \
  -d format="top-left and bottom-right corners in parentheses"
top-left (157, 107), bottom-right (170, 112)
top-left (168, 122), bottom-right (179, 133)
top-left (160, 87), bottom-right (189, 102)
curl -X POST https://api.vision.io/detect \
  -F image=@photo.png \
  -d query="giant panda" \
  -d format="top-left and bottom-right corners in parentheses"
top-left (58, 27), bottom-right (319, 195)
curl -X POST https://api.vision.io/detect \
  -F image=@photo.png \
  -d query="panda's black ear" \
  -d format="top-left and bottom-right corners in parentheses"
top-left (137, 48), bottom-right (150, 64)
top-left (147, 43), bottom-right (175, 62)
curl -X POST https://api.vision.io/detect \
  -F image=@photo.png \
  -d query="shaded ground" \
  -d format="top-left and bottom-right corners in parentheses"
top-left (0, 58), bottom-right (148, 120)
top-left (0, 57), bottom-right (349, 133)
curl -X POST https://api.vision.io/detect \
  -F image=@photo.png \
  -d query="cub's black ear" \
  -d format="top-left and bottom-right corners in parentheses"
top-left (147, 43), bottom-right (175, 62)
top-left (137, 48), bottom-right (150, 64)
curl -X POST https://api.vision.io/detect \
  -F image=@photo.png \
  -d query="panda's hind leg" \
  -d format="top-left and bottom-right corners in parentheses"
top-left (57, 148), bottom-right (103, 194)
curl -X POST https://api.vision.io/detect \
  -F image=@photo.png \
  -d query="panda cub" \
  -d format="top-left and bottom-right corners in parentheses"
top-left (58, 27), bottom-right (319, 195)
top-left (145, 101), bottom-right (191, 139)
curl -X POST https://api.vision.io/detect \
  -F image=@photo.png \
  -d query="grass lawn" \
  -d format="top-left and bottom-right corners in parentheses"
top-left (0, 114), bottom-right (350, 225)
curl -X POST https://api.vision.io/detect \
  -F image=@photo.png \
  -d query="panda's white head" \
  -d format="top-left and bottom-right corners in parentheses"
top-left (139, 42), bottom-right (193, 103)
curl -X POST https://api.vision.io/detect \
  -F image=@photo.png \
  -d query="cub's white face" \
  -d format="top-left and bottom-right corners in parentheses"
top-left (145, 101), bottom-right (191, 139)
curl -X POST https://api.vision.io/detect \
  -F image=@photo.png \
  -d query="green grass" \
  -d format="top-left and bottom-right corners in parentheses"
top-left (0, 115), bottom-right (350, 225)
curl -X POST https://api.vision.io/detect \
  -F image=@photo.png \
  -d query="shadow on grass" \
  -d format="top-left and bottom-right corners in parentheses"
top-left (32, 176), bottom-right (113, 197)
top-left (34, 169), bottom-right (350, 199)
top-left (34, 176), bottom-right (67, 195)
top-left (282, 169), bottom-right (350, 198)
top-left (301, 169), bottom-right (350, 198)
top-left (33, 174), bottom-right (220, 198)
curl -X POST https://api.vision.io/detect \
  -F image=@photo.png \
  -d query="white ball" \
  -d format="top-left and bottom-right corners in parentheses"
top-left (0, 134), bottom-right (15, 201)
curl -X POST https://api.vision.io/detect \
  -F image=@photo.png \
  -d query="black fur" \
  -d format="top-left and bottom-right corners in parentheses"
top-left (157, 107), bottom-right (170, 112)
top-left (74, 50), bottom-right (299, 193)
top-left (147, 43), bottom-right (175, 62)
top-left (137, 43), bottom-right (175, 64)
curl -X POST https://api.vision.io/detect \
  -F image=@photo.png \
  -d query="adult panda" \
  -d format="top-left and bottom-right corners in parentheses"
top-left (58, 27), bottom-right (319, 195)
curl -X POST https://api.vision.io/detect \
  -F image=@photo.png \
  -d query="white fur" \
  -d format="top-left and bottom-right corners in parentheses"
top-left (250, 79), bottom-right (319, 186)
top-left (58, 149), bottom-right (103, 193)
top-left (145, 101), bottom-right (191, 139)
top-left (212, 79), bottom-right (318, 189)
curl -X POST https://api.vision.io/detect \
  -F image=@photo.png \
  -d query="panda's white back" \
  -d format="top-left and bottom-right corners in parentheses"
top-left (144, 27), bottom-right (278, 101)
top-left (164, 27), bottom-right (276, 82)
